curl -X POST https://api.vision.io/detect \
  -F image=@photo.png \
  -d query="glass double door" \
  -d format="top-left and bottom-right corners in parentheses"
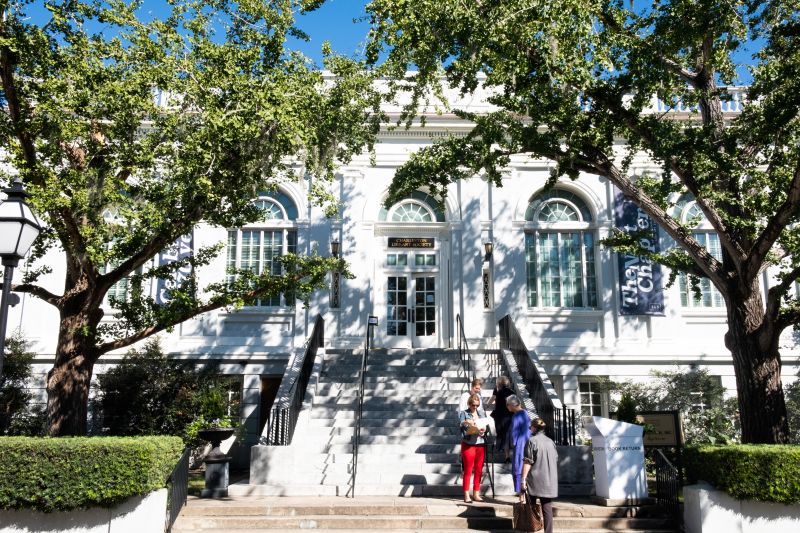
top-left (386, 274), bottom-right (437, 347)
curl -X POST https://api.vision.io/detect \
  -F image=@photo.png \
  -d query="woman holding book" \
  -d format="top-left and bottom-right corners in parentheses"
top-left (459, 392), bottom-right (487, 503)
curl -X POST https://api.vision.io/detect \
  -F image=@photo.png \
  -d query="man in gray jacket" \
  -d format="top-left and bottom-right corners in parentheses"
top-left (521, 417), bottom-right (558, 533)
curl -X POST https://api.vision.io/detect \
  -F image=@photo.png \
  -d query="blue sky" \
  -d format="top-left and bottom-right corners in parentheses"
top-left (24, 1), bottom-right (757, 83)
top-left (289, 0), bottom-right (372, 63)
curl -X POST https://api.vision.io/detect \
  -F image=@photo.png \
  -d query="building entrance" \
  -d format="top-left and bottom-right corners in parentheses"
top-left (378, 246), bottom-right (442, 348)
top-left (386, 274), bottom-right (437, 347)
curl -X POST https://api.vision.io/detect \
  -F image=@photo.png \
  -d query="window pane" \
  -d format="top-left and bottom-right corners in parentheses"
top-left (526, 231), bottom-right (596, 309)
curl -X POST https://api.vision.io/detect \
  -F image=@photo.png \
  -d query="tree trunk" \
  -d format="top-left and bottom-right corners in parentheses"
top-left (46, 307), bottom-right (102, 436)
top-left (725, 296), bottom-right (790, 444)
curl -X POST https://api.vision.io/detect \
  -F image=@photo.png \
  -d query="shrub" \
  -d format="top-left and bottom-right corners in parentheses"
top-left (685, 444), bottom-right (800, 504)
top-left (0, 436), bottom-right (184, 512)
top-left (93, 338), bottom-right (240, 445)
top-left (786, 371), bottom-right (800, 444)
top-left (1, 335), bottom-right (47, 436)
top-left (604, 368), bottom-right (740, 444)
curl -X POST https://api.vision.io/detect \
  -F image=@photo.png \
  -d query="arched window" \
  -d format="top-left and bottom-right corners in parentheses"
top-left (524, 189), bottom-right (598, 308)
top-left (379, 191), bottom-right (446, 222)
top-left (675, 196), bottom-right (723, 308)
top-left (226, 190), bottom-right (298, 307)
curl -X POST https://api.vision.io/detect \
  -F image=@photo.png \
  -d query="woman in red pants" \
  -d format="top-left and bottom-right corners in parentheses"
top-left (459, 393), bottom-right (487, 503)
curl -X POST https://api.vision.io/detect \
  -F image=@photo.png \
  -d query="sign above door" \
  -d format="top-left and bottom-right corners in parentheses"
top-left (388, 237), bottom-right (435, 248)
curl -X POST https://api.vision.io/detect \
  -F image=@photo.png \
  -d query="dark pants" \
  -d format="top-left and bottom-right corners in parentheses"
top-left (532, 496), bottom-right (553, 533)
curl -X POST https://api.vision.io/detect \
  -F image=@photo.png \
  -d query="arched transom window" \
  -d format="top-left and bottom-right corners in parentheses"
top-left (391, 200), bottom-right (435, 222)
top-left (379, 191), bottom-right (446, 223)
top-left (226, 190), bottom-right (298, 307)
top-left (675, 196), bottom-right (723, 308)
top-left (524, 189), bottom-right (598, 308)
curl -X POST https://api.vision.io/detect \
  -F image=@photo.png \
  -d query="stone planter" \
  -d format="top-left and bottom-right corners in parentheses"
top-left (198, 427), bottom-right (235, 498)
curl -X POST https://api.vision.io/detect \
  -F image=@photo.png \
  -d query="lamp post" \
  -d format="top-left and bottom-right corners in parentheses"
top-left (0, 178), bottom-right (42, 379)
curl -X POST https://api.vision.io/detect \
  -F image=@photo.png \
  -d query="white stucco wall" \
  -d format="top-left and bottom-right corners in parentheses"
top-left (684, 483), bottom-right (800, 533)
top-left (0, 488), bottom-right (168, 533)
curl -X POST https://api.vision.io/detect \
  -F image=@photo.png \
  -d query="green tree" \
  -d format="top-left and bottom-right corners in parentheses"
top-left (0, 1), bottom-right (379, 435)
top-left (366, 0), bottom-right (799, 442)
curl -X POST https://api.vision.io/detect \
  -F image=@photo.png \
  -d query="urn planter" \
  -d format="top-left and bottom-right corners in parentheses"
top-left (198, 427), bottom-right (235, 498)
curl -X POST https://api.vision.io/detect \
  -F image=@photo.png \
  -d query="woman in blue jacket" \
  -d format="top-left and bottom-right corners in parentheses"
top-left (506, 394), bottom-right (531, 493)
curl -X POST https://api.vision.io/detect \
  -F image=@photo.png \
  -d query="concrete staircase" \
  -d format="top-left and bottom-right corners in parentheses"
top-left (237, 348), bottom-right (490, 497)
top-left (172, 495), bottom-right (678, 532)
top-left (235, 348), bottom-right (596, 497)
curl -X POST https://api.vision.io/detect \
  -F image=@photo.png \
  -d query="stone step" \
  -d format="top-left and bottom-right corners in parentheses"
top-left (174, 496), bottom-right (676, 532)
top-left (315, 382), bottom-right (467, 393)
top-left (310, 407), bottom-right (459, 419)
top-left (309, 417), bottom-right (459, 428)
top-left (313, 397), bottom-right (463, 408)
top-left (326, 443), bottom-right (461, 454)
top-left (326, 426), bottom-right (459, 437)
top-left (323, 370), bottom-right (467, 379)
top-left (328, 434), bottom-right (461, 445)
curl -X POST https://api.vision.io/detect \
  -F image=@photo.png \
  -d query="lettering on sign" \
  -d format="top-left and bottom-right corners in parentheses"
top-left (593, 446), bottom-right (644, 452)
top-left (388, 237), bottom-right (435, 249)
top-left (637, 411), bottom-right (683, 447)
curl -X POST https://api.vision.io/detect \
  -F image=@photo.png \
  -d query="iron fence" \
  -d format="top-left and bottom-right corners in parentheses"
top-left (498, 315), bottom-right (576, 445)
top-left (165, 447), bottom-right (190, 532)
top-left (654, 448), bottom-right (681, 525)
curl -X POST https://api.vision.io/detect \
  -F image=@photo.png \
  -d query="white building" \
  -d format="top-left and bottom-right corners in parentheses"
top-left (7, 86), bottom-right (799, 453)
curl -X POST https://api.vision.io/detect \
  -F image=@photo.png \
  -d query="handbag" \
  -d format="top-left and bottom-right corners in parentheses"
top-left (512, 492), bottom-right (543, 532)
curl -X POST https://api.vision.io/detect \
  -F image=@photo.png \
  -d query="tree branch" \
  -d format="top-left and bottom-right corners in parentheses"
top-left (765, 263), bottom-right (800, 329)
top-left (599, 9), bottom-right (698, 85)
top-left (565, 147), bottom-right (729, 289)
top-left (747, 159), bottom-right (800, 282)
top-left (7, 282), bottom-right (61, 306)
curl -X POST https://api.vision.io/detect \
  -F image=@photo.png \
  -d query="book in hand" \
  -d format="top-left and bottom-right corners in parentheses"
top-left (465, 418), bottom-right (492, 435)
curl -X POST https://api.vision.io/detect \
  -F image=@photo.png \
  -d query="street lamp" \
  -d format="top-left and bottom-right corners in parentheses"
top-left (0, 178), bottom-right (42, 378)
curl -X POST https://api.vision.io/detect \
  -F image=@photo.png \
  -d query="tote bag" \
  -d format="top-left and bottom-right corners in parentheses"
top-left (512, 492), bottom-right (543, 532)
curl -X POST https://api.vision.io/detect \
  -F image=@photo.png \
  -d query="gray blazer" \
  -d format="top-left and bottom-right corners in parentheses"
top-left (523, 431), bottom-right (559, 498)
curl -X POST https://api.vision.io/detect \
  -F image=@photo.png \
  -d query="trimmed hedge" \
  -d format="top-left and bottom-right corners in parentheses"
top-left (0, 436), bottom-right (184, 512)
top-left (685, 444), bottom-right (800, 504)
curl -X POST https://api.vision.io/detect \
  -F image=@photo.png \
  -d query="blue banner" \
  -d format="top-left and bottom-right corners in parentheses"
top-left (155, 232), bottom-right (193, 304)
top-left (614, 190), bottom-right (665, 316)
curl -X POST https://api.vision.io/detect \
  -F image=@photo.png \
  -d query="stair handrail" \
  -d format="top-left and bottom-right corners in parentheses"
top-left (264, 314), bottom-right (324, 445)
top-left (455, 314), bottom-right (473, 386)
top-left (653, 448), bottom-right (682, 525)
top-left (498, 314), bottom-right (576, 445)
top-left (348, 317), bottom-right (372, 497)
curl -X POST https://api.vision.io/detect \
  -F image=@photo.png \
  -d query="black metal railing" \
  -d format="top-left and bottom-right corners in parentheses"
top-left (498, 315), bottom-right (576, 445)
top-left (456, 314), bottom-right (473, 385)
top-left (348, 318), bottom-right (372, 497)
top-left (165, 447), bottom-right (190, 532)
top-left (265, 314), bottom-right (324, 445)
top-left (654, 448), bottom-right (681, 524)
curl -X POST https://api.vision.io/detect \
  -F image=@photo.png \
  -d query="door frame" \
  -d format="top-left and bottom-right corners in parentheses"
top-left (372, 229), bottom-right (450, 348)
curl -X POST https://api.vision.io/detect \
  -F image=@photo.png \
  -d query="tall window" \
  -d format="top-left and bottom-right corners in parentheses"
top-left (676, 199), bottom-right (724, 308)
top-left (226, 191), bottom-right (298, 307)
top-left (524, 189), bottom-right (598, 308)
